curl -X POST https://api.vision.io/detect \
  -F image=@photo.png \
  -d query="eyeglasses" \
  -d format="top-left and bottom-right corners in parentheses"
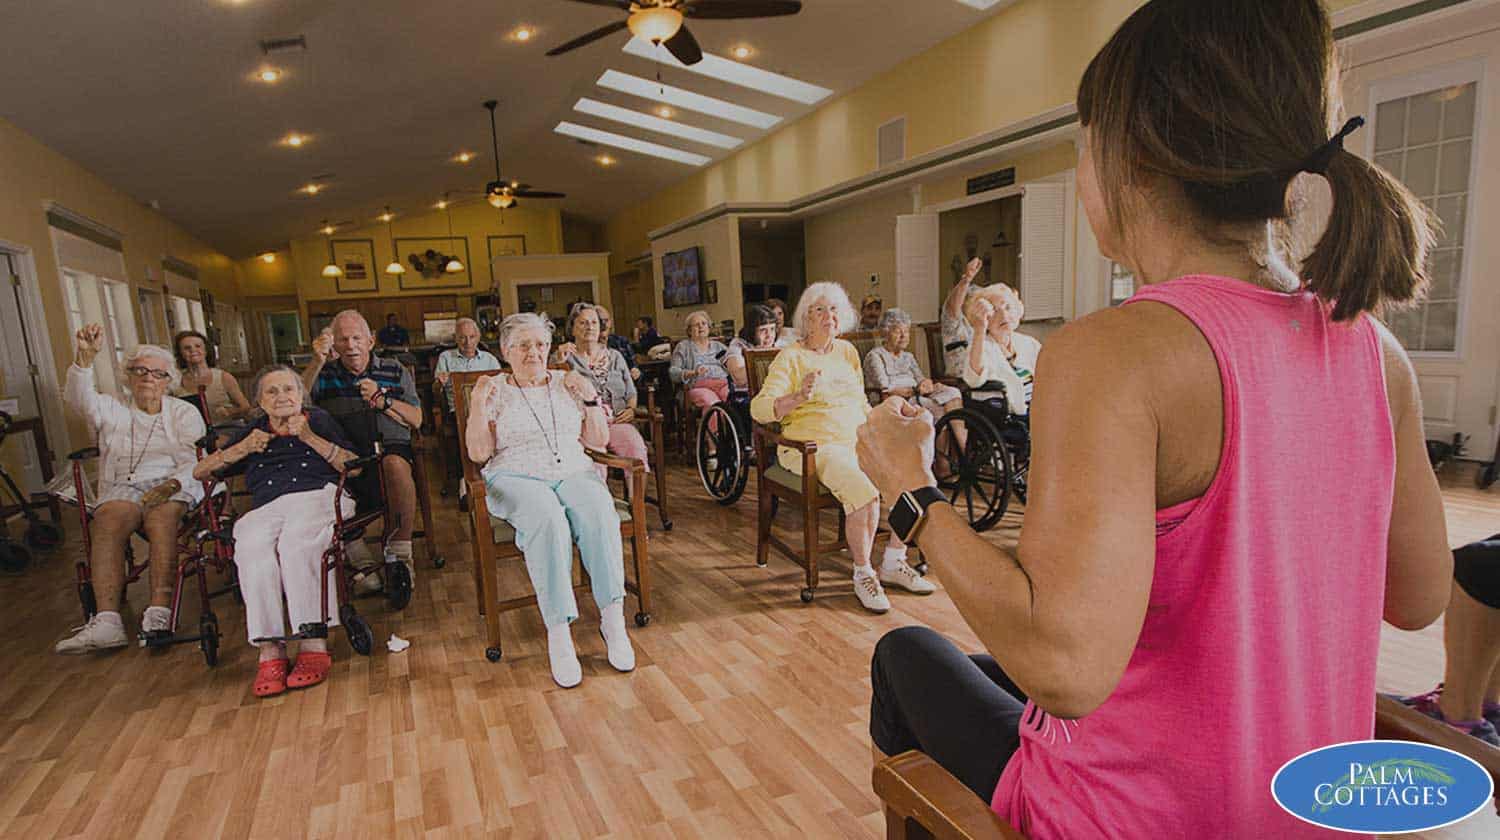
top-left (126, 366), bottom-right (173, 381)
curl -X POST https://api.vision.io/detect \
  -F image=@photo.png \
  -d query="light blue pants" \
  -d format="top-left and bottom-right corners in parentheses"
top-left (481, 469), bottom-right (625, 628)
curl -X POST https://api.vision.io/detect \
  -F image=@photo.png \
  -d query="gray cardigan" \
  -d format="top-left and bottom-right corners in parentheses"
top-left (669, 339), bottom-right (730, 385)
top-left (565, 348), bottom-right (637, 412)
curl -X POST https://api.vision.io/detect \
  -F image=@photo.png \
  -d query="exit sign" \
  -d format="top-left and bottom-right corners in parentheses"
top-left (967, 167), bottom-right (1016, 195)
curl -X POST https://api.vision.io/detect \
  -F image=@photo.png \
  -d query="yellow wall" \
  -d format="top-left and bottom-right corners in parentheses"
top-left (649, 215), bottom-right (739, 337)
top-left (238, 248), bottom-right (295, 297)
top-left (491, 253), bottom-right (614, 320)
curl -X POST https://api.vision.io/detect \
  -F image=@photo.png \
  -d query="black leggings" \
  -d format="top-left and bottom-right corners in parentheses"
top-left (1455, 534), bottom-right (1500, 610)
top-left (870, 625), bottom-right (1028, 801)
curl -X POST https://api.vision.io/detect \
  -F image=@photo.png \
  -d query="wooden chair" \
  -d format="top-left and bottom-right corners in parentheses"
top-left (551, 362), bottom-right (673, 530)
top-left (844, 329), bottom-right (890, 405)
top-left (746, 347), bottom-right (850, 603)
top-left (921, 320), bottom-right (967, 390)
top-left (451, 371), bottom-right (654, 663)
top-left (874, 695), bottom-right (1500, 839)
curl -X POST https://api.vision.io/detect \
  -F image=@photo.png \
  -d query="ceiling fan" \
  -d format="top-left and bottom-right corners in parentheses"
top-left (546, 0), bottom-right (803, 66)
top-left (480, 100), bottom-right (565, 209)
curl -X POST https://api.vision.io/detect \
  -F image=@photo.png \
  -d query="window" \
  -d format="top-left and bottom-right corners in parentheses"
top-left (136, 288), bottom-right (164, 345)
top-left (1373, 78), bottom-right (1477, 353)
top-left (1109, 262), bottom-right (1136, 306)
top-left (60, 270), bottom-right (134, 394)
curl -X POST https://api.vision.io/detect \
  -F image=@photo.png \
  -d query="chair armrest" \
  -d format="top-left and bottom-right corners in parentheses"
top-left (1376, 695), bottom-right (1500, 814)
top-left (587, 449), bottom-right (646, 475)
top-left (873, 751), bottom-right (1024, 840)
top-left (753, 424), bottom-right (817, 454)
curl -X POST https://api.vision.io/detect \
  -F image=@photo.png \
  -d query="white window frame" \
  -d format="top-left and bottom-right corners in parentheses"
top-left (1366, 57), bottom-right (1486, 361)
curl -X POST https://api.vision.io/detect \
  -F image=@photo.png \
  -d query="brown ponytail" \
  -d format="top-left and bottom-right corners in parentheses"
top-left (1077, 0), bottom-right (1437, 321)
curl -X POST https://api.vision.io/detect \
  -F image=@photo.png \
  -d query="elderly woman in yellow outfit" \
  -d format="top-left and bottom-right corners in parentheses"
top-left (750, 282), bottom-right (934, 613)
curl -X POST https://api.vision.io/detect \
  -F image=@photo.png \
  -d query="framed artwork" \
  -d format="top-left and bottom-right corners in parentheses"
top-left (330, 239), bottom-right (378, 293)
top-left (487, 235), bottom-right (527, 285)
top-left (394, 236), bottom-right (472, 290)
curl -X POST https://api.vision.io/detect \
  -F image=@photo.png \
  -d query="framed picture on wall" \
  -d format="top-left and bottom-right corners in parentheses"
top-left (331, 239), bottom-right (378, 293)
top-left (486, 235), bottom-right (527, 285)
top-left (394, 236), bottom-right (471, 290)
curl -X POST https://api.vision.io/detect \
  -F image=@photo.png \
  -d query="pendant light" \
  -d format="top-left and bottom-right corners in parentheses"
top-left (442, 193), bottom-right (464, 274)
top-left (320, 221), bottom-right (342, 278)
top-left (382, 207), bottom-right (405, 275)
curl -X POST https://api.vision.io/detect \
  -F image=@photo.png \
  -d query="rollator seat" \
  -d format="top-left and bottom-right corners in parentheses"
top-left (487, 498), bottom-right (633, 544)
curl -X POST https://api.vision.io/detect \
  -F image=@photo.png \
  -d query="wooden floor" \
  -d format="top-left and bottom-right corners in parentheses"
top-left (0, 453), bottom-right (1496, 839)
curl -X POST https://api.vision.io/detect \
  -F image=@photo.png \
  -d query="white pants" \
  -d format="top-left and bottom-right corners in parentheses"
top-left (233, 484), bottom-right (353, 645)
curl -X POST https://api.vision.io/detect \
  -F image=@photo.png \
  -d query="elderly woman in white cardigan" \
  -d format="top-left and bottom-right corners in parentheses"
top-left (963, 284), bottom-right (1042, 416)
top-left (56, 324), bottom-right (206, 654)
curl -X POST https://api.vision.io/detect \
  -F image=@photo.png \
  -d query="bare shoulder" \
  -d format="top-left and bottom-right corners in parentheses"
top-left (1038, 304), bottom-right (1195, 373)
top-left (1368, 315), bottom-right (1418, 417)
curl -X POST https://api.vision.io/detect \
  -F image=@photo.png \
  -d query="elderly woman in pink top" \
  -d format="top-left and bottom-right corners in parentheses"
top-left (856, 2), bottom-right (1452, 838)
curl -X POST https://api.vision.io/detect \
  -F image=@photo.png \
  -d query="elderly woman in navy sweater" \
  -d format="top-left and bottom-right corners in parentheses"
top-left (194, 365), bottom-right (359, 698)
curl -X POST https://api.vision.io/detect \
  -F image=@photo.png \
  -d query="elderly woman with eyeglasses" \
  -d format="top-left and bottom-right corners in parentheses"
top-left (750, 283), bottom-right (934, 614)
top-left (864, 308), bottom-right (963, 418)
top-left (56, 324), bottom-right (207, 654)
top-left (467, 313), bottom-right (635, 689)
top-left (670, 310), bottom-right (731, 413)
top-left (964, 284), bottom-right (1042, 416)
top-left (561, 304), bottom-right (651, 472)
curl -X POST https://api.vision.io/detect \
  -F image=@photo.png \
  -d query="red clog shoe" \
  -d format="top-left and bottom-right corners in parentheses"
top-left (286, 651), bottom-right (332, 689)
top-left (254, 658), bottom-right (290, 698)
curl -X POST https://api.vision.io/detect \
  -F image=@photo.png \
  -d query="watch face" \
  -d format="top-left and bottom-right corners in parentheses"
top-left (889, 492), bottom-right (920, 542)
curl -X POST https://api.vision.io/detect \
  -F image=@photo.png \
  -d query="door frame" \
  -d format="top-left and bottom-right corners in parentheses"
top-left (0, 240), bottom-right (65, 481)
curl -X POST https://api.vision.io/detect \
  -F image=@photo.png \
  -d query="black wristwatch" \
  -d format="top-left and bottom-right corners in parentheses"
top-left (381, 394), bottom-right (393, 410)
top-left (583, 398), bottom-right (601, 408)
top-left (889, 486), bottom-right (947, 544)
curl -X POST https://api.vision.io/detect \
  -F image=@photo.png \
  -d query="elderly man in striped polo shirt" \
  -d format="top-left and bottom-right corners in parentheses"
top-left (301, 310), bottom-right (423, 591)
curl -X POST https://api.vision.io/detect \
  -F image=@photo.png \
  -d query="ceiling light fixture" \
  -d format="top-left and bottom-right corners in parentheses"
top-left (731, 45), bottom-right (753, 60)
top-left (622, 37), bottom-right (831, 104)
top-left (260, 252), bottom-right (277, 263)
top-left (554, 121), bottom-right (711, 166)
top-left (435, 199), bottom-right (449, 210)
top-left (319, 223), bottom-right (336, 236)
top-left (626, 5), bottom-right (684, 44)
top-left (657, 106), bottom-right (675, 118)
top-left (454, 151), bottom-right (475, 164)
top-left (597, 155), bottom-right (616, 166)
top-left (511, 26), bottom-right (535, 42)
top-left (282, 133), bottom-right (308, 148)
top-left (320, 221), bottom-right (342, 278)
top-left (573, 97), bottom-right (743, 149)
top-left (382, 207), bottom-right (405, 275)
top-left (300, 183), bottom-right (323, 195)
top-left (596, 69), bottom-right (781, 129)
top-left (442, 193), bottom-right (464, 274)
top-left (256, 67), bottom-right (283, 83)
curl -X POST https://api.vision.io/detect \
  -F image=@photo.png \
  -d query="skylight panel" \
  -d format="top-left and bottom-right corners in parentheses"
top-left (574, 98), bottom-right (743, 149)
top-left (621, 37), bottom-right (832, 105)
top-left (596, 70), bottom-right (781, 130)
top-left (553, 121), bottom-right (712, 166)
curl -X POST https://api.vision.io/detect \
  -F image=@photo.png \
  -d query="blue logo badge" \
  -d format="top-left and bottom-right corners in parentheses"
top-left (1272, 740), bottom-right (1494, 833)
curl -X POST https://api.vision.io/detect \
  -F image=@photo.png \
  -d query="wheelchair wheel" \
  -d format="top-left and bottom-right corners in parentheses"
top-left (933, 409), bottom-right (1012, 533)
top-left (697, 404), bottom-right (748, 505)
top-left (199, 612), bottom-right (220, 667)
top-left (78, 580), bottom-right (98, 619)
top-left (385, 562), bottom-right (413, 611)
top-left (0, 540), bottom-right (29, 574)
top-left (24, 521), bottom-right (62, 551)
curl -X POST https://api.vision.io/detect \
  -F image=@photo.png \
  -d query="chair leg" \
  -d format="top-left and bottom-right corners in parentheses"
top-left (803, 501), bottom-right (820, 600)
top-left (756, 489), bottom-right (773, 569)
top-left (629, 471), bottom-right (652, 625)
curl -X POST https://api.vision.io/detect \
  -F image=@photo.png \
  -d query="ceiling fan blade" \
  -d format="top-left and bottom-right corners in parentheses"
top-left (663, 25), bottom-right (704, 65)
top-left (513, 190), bottom-right (566, 199)
top-left (546, 19), bottom-right (629, 56)
top-left (684, 0), bottom-right (801, 20)
top-left (558, 0), bottom-right (631, 8)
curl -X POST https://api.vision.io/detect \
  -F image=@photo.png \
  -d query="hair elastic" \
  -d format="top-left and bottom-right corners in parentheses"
top-left (1301, 116), bottom-right (1365, 175)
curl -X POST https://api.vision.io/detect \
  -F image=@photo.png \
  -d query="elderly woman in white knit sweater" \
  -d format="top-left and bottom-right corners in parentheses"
top-left (964, 284), bottom-right (1042, 416)
top-left (466, 313), bottom-right (635, 689)
top-left (56, 324), bottom-right (206, 654)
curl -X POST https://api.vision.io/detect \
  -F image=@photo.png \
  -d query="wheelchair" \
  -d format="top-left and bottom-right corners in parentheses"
top-left (930, 383), bottom-right (1031, 532)
top-left (695, 389), bottom-right (754, 505)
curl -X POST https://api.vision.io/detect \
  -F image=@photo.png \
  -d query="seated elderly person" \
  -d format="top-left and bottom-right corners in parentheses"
top-left (192, 366), bottom-right (358, 697)
top-left (864, 308), bottom-right (962, 417)
top-left (725, 303), bottom-right (780, 391)
top-left (749, 282), bottom-right (934, 614)
top-left (940, 257), bottom-right (985, 378)
top-left (55, 325), bottom-right (206, 654)
top-left (964, 283), bottom-right (1042, 416)
top-left (466, 313), bottom-right (635, 689)
top-left (561, 304), bottom-right (650, 472)
top-left (670, 310), bottom-right (731, 413)
top-left (434, 317), bottom-right (501, 509)
top-left (765, 297), bottom-right (799, 347)
top-left (301, 310), bottom-right (423, 591)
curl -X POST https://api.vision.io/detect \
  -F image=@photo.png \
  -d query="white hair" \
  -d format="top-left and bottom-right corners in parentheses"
top-left (124, 344), bottom-right (179, 388)
top-left (684, 310), bottom-right (712, 331)
top-left (792, 282), bottom-right (858, 337)
top-left (879, 308), bottom-right (913, 333)
top-left (498, 312), bottom-right (553, 352)
top-left (966, 283), bottom-right (1024, 321)
top-left (455, 316), bottom-right (479, 332)
top-left (331, 309), bottom-right (372, 335)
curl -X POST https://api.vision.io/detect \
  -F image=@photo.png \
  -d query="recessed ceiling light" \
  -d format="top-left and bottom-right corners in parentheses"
top-left (377, 211), bottom-right (394, 223)
top-left (596, 70), bottom-right (781, 130)
top-left (319, 224), bottom-right (336, 235)
top-left (260, 253), bottom-right (276, 263)
top-left (511, 26), bottom-right (535, 42)
top-left (731, 45), bottom-right (753, 60)
top-left (255, 66), bottom-right (282, 84)
top-left (657, 106), bottom-right (674, 118)
top-left (954, 0), bottom-right (1007, 8)
top-left (435, 199), bottom-right (449, 209)
top-left (299, 183), bottom-right (323, 195)
top-left (453, 151), bottom-right (475, 164)
top-left (597, 155), bottom-right (616, 166)
top-left (282, 133), bottom-right (308, 148)
top-left (574, 98), bottom-right (742, 149)
top-left (622, 37), bottom-right (832, 105)
top-left (554, 121), bottom-right (710, 166)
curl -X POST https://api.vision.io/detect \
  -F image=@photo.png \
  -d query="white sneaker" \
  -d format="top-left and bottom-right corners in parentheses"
top-left (854, 573), bottom-right (892, 614)
top-left (599, 602), bottom-right (636, 673)
top-left (879, 560), bottom-right (937, 595)
top-left (141, 605), bottom-right (173, 634)
top-left (547, 623), bottom-right (583, 688)
top-left (353, 567), bottom-right (384, 595)
top-left (55, 613), bottom-right (128, 654)
top-left (348, 541), bottom-right (383, 594)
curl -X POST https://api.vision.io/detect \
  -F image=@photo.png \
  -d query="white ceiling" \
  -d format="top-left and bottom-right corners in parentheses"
top-left (0, 0), bottom-right (1006, 258)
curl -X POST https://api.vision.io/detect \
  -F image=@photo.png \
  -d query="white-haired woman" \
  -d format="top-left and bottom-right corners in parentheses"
top-left (467, 313), bottom-right (635, 689)
top-left (964, 284), bottom-right (1041, 415)
top-left (56, 325), bottom-right (206, 654)
top-left (865, 308), bottom-right (962, 418)
top-left (193, 365), bottom-right (358, 697)
top-left (670, 310), bottom-right (731, 413)
top-left (750, 283), bottom-right (933, 613)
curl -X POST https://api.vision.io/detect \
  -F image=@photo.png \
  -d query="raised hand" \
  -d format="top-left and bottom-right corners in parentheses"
top-left (357, 378), bottom-right (382, 406)
top-left (312, 329), bottom-right (335, 360)
top-left (75, 324), bottom-right (105, 365)
top-left (563, 370), bottom-right (599, 403)
top-left (470, 374), bottom-right (501, 416)
top-left (284, 413), bottom-right (309, 440)
top-left (961, 257), bottom-right (983, 285)
top-left (856, 397), bottom-right (936, 504)
top-left (233, 428), bottom-right (273, 460)
top-left (971, 298), bottom-right (995, 328)
top-left (797, 370), bottom-right (821, 401)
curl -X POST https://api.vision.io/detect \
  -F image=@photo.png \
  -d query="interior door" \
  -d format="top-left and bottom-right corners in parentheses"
top-left (1, 253), bottom-right (47, 489)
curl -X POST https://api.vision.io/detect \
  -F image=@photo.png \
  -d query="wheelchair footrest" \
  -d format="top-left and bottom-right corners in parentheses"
top-left (250, 622), bottom-right (329, 644)
top-left (140, 629), bottom-right (204, 648)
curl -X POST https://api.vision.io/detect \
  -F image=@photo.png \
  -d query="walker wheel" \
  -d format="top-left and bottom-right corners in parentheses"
top-left (385, 562), bottom-right (413, 611)
top-left (634, 612), bottom-right (651, 627)
top-left (432, 554), bottom-right (446, 570)
top-left (1480, 462), bottom-right (1498, 491)
top-left (661, 519), bottom-right (674, 532)
top-left (914, 561), bottom-right (930, 577)
top-left (800, 588), bottom-right (814, 603)
top-left (200, 614), bottom-right (220, 667)
top-left (79, 581), bottom-right (98, 619)
top-left (346, 614), bottom-right (373, 656)
top-left (485, 646), bottom-right (502, 663)
top-left (24, 521), bottom-right (62, 551)
top-left (0, 541), bottom-right (29, 575)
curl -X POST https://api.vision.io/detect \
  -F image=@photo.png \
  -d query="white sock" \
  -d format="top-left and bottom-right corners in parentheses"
top-left (600, 601), bottom-right (635, 673)
top-left (95, 610), bottom-right (123, 627)
top-left (386, 540), bottom-right (413, 561)
top-left (881, 545), bottom-right (908, 573)
top-left (546, 622), bottom-right (582, 688)
top-left (853, 563), bottom-right (876, 579)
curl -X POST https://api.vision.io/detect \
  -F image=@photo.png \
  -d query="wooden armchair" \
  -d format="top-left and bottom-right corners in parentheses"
top-left (551, 362), bottom-right (672, 531)
top-left (745, 348), bottom-right (850, 603)
top-left (921, 320), bottom-right (967, 391)
top-left (451, 371), bottom-right (654, 663)
top-left (874, 695), bottom-right (1500, 839)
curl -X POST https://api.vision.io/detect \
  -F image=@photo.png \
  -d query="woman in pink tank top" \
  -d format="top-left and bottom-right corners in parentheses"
top-left (857, 1), bottom-right (1453, 837)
